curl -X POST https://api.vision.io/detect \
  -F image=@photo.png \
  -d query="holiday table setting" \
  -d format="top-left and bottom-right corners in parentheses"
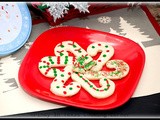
top-left (0, 2), bottom-right (160, 118)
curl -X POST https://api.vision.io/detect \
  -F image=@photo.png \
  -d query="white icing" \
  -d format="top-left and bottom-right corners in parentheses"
top-left (104, 59), bottom-right (130, 80)
top-left (71, 73), bottom-right (115, 99)
top-left (38, 41), bottom-right (130, 99)
top-left (84, 60), bottom-right (130, 80)
top-left (87, 42), bottom-right (114, 71)
top-left (50, 65), bottom-right (81, 97)
top-left (38, 56), bottom-right (74, 78)
top-left (54, 41), bottom-right (92, 63)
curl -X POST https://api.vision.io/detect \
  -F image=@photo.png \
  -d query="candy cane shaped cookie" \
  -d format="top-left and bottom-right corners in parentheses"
top-left (71, 72), bottom-right (115, 99)
top-left (101, 60), bottom-right (130, 80)
top-left (87, 42), bottom-right (114, 71)
top-left (54, 41), bottom-right (93, 66)
top-left (38, 56), bottom-right (75, 78)
top-left (84, 60), bottom-right (130, 80)
top-left (50, 65), bottom-right (81, 97)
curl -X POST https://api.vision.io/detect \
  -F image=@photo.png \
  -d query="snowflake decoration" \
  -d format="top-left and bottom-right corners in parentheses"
top-left (97, 16), bottom-right (111, 24)
top-left (41, 2), bottom-right (90, 22)
top-left (24, 42), bottom-right (33, 49)
top-left (69, 2), bottom-right (89, 13)
top-left (42, 2), bottom-right (69, 22)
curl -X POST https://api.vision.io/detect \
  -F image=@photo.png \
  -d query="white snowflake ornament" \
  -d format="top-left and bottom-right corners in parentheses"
top-left (41, 2), bottom-right (90, 22)
top-left (70, 2), bottom-right (90, 13)
top-left (42, 2), bottom-right (70, 22)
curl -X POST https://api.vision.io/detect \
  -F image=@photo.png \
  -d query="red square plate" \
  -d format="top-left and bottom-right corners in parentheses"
top-left (18, 26), bottom-right (145, 110)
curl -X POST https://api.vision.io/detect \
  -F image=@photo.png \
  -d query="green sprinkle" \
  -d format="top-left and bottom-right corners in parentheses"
top-left (104, 88), bottom-right (108, 91)
top-left (53, 69), bottom-right (57, 73)
top-left (84, 61), bottom-right (96, 70)
top-left (79, 76), bottom-right (83, 78)
top-left (60, 52), bottom-right (64, 56)
top-left (109, 72), bottom-right (114, 76)
top-left (115, 71), bottom-right (121, 75)
top-left (104, 78), bottom-right (107, 81)
top-left (90, 85), bottom-right (93, 88)
top-left (78, 50), bottom-right (82, 53)
top-left (96, 89), bottom-right (99, 91)
top-left (84, 80), bottom-right (88, 82)
top-left (107, 84), bottom-right (110, 87)
top-left (51, 62), bottom-right (54, 64)
top-left (105, 45), bottom-right (108, 48)
top-left (85, 56), bottom-right (88, 59)
top-left (60, 45), bottom-right (64, 48)
top-left (64, 61), bottom-right (68, 64)
top-left (56, 86), bottom-right (60, 88)
top-left (61, 74), bottom-right (64, 77)
top-left (69, 87), bottom-right (73, 90)
top-left (103, 54), bottom-right (107, 57)
top-left (54, 74), bottom-right (57, 77)
top-left (92, 46), bottom-right (95, 49)
top-left (39, 66), bottom-right (42, 69)
top-left (77, 56), bottom-right (85, 66)
top-left (111, 61), bottom-right (118, 66)
top-left (73, 44), bottom-right (77, 48)
top-left (43, 66), bottom-right (46, 68)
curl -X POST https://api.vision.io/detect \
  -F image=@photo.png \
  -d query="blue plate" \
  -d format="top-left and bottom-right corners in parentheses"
top-left (0, 2), bottom-right (32, 57)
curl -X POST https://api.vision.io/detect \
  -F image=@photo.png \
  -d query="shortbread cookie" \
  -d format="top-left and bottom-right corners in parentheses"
top-left (102, 59), bottom-right (130, 80)
top-left (54, 41), bottom-right (93, 65)
top-left (87, 42), bottom-right (114, 71)
top-left (73, 55), bottom-right (97, 73)
top-left (71, 72), bottom-right (115, 99)
top-left (83, 60), bottom-right (130, 80)
top-left (38, 41), bottom-right (130, 99)
top-left (50, 65), bottom-right (81, 97)
top-left (38, 56), bottom-right (75, 78)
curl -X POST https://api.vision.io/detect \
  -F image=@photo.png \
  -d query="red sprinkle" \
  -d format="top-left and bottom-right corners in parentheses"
top-left (72, 57), bottom-right (76, 64)
top-left (63, 91), bottom-right (67, 94)
top-left (68, 72), bottom-right (71, 75)
top-left (106, 50), bottom-right (110, 52)
top-left (63, 86), bottom-right (66, 88)
top-left (54, 79), bottom-right (57, 82)
top-left (46, 68), bottom-right (50, 71)
top-left (61, 69), bottom-right (64, 72)
top-left (61, 80), bottom-right (64, 83)
top-left (98, 44), bottom-right (101, 46)
top-left (70, 83), bottom-right (73, 85)
top-left (98, 60), bottom-right (101, 62)
top-left (77, 85), bottom-right (80, 88)
top-left (57, 56), bottom-right (60, 64)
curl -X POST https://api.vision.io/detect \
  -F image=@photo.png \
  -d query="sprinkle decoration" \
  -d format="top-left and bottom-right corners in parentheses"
top-left (77, 73), bottom-right (110, 92)
top-left (38, 41), bottom-right (130, 98)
